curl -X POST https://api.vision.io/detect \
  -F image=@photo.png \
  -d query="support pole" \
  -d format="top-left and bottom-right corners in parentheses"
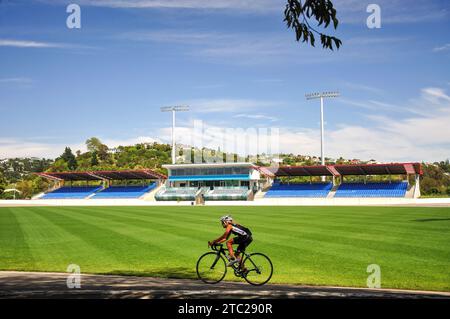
top-left (172, 109), bottom-right (176, 164)
top-left (320, 96), bottom-right (325, 166)
top-left (160, 106), bottom-right (189, 165)
top-left (306, 92), bottom-right (339, 183)
top-left (320, 96), bottom-right (325, 182)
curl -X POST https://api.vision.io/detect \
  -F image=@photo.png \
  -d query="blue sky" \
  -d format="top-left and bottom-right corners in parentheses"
top-left (0, 0), bottom-right (449, 162)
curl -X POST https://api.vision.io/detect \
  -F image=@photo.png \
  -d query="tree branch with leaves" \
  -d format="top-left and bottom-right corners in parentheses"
top-left (284, 0), bottom-right (342, 50)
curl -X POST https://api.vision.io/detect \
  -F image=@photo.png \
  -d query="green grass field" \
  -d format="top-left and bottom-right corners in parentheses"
top-left (0, 206), bottom-right (449, 291)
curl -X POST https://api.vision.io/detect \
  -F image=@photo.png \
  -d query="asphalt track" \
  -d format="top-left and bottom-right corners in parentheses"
top-left (0, 271), bottom-right (449, 299)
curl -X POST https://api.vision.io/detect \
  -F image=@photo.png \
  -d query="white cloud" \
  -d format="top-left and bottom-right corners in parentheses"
top-left (433, 43), bottom-right (450, 52)
top-left (120, 29), bottom-right (420, 65)
top-left (421, 87), bottom-right (450, 103)
top-left (0, 77), bottom-right (33, 84)
top-left (46, 0), bottom-right (283, 11)
top-left (0, 39), bottom-right (97, 52)
top-left (0, 39), bottom-right (68, 48)
top-left (339, 98), bottom-right (410, 113)
top-left (0, 136), bottom-right (160, 159)
top-left (118, 29), bottom-right (344, 65)
top-left (0, 77), bottom-right (34, 88)
top-left (119, 30), bottom-right (299, 65)
top-left (253, 78), bottom-right (284, 84)
top-left (0, 138), bottom-right (85, 159)
top-left (183, 98), bottom-right (282, 113)
top-left (346, 37), bottom-right (410, 45)
top-left (102, 136), bottom-right (161, 148)
top-left (234, 114), bottom-right (278, 122)
top-left (341, 82), bottom-right (384, 95)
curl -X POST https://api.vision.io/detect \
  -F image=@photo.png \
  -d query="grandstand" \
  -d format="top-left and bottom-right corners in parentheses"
top-left (92, 184), bottom-right (157, 199)
top-left (35, 163), bottom-right (423, 202)
top-left (265, 182), bottom-right (332, 198)
top-left (41, 186), bottom-right (103, 199)
top-left (265, 163), bottom-right (422, 199)
top-left (334, 182), bottom-right (408, 198)
top-left (36, 170), bottom-right (165, 199)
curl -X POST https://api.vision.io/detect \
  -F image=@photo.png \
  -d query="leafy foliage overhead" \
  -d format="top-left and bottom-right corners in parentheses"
top-left (284, 0), bottom-right (342, 50)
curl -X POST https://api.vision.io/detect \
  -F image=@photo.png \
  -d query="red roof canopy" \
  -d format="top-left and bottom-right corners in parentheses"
top-left (333, 163), bottom-right (422, 176)
top-left (37, 169), bottom-right (166, 181)
top-left (267, 165), bottom-right (334, 177)
top-left (269, 163), bottom-right (422, 177)
top-left (37, 172), bottom-right (100, 181)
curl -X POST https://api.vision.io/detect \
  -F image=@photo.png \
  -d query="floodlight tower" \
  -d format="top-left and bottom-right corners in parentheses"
top-left (160, 105), bottom-right (190, 164)
top-left (305, 91), bottom-right (340, 181)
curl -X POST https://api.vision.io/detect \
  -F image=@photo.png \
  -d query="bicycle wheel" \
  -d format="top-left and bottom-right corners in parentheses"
top-left (242, 253), bottom-right (273, 286)
top-left (196, 252), bottom-right (227, 284)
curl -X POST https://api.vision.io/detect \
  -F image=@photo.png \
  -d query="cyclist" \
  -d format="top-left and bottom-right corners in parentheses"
top-left (208, 215), bottom-right (253, 267)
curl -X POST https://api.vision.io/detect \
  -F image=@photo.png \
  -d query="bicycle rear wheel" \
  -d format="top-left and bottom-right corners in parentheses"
top-left (242, 253), bottom-right (273, 286)
top-left (196, 252), bottom-right (227, 284)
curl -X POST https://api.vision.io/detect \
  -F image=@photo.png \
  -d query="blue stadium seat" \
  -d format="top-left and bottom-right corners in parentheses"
top-left (41, 186), bottom-right (102, 199)
top-left (265, 183), bottom-right (332, 198)
top-left (334, 182), bottom-right (407, 198)
top-left (91, 183), bottom-right (156, 199)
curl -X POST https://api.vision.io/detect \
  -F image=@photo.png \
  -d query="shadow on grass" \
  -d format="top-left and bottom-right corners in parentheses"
top-left (413, 218), bottom-right (450, 222)
top-left (104, 267), bottom-right (197, 280)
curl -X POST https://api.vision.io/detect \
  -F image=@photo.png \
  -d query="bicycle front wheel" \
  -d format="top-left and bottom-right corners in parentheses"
top-left (242, 253), bottom-right (273, 286)
top-left (196, 252), bottom-right (227, 284)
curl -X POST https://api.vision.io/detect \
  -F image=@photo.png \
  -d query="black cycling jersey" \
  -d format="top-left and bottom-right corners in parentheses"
top-left (228, 223), bottom-right (252, 238)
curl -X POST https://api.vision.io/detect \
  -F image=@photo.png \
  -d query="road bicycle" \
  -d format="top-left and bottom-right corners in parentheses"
top-left (196, 243), bottom-right (273, 286)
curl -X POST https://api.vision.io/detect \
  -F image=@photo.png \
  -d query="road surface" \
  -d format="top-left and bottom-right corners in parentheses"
top-left (0, 271), bottom-right (449, 299)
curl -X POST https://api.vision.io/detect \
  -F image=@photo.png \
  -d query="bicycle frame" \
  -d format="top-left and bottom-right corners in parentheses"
top-left (211, 244), bottom-right (250, 273)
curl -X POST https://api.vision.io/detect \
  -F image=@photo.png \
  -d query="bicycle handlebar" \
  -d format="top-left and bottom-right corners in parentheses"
top-left (210, 243), bottom-right (223, 252)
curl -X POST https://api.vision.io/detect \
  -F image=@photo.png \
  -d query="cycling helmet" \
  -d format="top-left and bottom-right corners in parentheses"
top-left (220, 215), bottom-right (233, 225)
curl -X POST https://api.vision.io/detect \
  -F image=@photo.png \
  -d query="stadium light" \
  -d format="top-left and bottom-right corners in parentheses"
top-left (305, 91), bottom-right (340, 181)
top-left (160, 105), bottom-right (190, 164)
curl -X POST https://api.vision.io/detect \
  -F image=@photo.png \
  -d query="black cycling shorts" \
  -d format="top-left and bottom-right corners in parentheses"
top-left (233, 236), bottom-right (253, 253)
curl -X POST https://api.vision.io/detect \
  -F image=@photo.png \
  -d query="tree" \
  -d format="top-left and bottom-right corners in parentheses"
top-left (437, 159), bottom-right (450, 173)
top-left (91, 151), bottom-right (99, 166)
top-left (0, 171), bottom-right (6, 197)
top-left (284, 0), bottom-right (342, 50)
top-left (86, 137), bottom-right (102, 153)
top-left (16, 180), bottom-right (32, 199)
top-left (59, 147), bottom-right (78, 170)
top-left (420, 163), bottom-right (450, 196)
top-left (48, 158), bottom-right (69, 172)
top-left (86, 137), bottom-right (109, 161)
